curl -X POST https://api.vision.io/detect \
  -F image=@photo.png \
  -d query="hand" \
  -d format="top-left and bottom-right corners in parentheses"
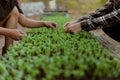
top-left (64, 20), bottom-right (78, 29)
top-left (7, 29), bottom-right (26, 40)
top-left (64, 23), bottom-right (82, 33)
top-left (44, 21), bottom-right (57, 29)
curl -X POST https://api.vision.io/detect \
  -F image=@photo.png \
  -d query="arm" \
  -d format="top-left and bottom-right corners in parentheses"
top-left (80, 8), bottom-right (120, 31)
top-left (64, 0), bottom-right (114, 28)
top-left (0, 27), bottom-right (24, 40)
top-left (64, 8), bottom-right (120, 33)
top-left (0, 27), bottom-right (9, 36)
top-left (18, 14), bottom-right (57, 29)
top-left (77, 0), bottom-right (114, 22)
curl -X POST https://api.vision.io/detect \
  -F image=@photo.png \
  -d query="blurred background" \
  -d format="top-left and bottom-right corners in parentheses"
top-left (22, 0), bottom-right (107, 19)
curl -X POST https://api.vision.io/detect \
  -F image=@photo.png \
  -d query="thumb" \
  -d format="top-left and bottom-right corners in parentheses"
top-left (50, 24), bottom-right (56, 29)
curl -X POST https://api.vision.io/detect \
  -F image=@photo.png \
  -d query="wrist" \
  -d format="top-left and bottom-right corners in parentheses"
top-left (41, 21), bottom-right (46, 27)
top-left (80, 20), bottom-right (90, 31)
top-left (0, 28), bottom-right (14, 37)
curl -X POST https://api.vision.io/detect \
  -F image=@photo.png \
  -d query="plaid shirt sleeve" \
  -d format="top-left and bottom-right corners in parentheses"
top-left (80, 9), bottom-right (120, 31)
top-left (76, 0), bottom-right (113, 22)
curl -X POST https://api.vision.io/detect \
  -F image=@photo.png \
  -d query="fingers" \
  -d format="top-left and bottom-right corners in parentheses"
top-left (12, 29), bottom-right (26, 41)
top-left (64, 26), bottom-right (69, 32)
top-left (46, 21), bottom-right (57, 29)
top-left (15, 31), bottom-right (23, 40)
top-left (64, 23), bottom-right (72, 33)
top-left (49, 24), bottom-right (56, 29)
top-left (51, 22), bottom-right (57, 29)
top-left (18, 30), bottom-right (24, 34)
top-left (64, 23), bottom-right (71, 32)
top-left (65, 28), bottom-right (78, 34)
top-left (63, 22), bottom-right (74, 32)
top-left (18, 30), bottom-right (27, 36)
top-left (63, 22), bottom-right (70, 29)
top-left (64, 23), bottom-right (81, 34)
top-left (63, 21), bottom-right (76, 29)
top-left (65, 27), bottom-right (74, 33)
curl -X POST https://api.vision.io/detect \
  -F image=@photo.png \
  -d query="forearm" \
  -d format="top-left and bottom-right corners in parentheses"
top-left (0, 27), bottom-right (10, 36)
top-left (76, 0), bottom-right (113, 22)
top-left (80, 9), bottom-right (120, 31)
top-left (18, 14), bottom-right (45, 28)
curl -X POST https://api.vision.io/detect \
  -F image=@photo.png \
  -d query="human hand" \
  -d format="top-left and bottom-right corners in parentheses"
top-left (64, 20), bottom-right (78, 29)
top-left (7, 29), bottom-right (26, 40)
top-left (64, 23), bottom-right (82, 33)
top-left (44, 21), bottom-right (57, 29)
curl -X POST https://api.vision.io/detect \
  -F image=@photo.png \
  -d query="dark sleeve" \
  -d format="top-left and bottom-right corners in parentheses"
top-left (80, 9), bottom-right (120, 31)
top-left (76, 0), bottom-right (114, 22)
